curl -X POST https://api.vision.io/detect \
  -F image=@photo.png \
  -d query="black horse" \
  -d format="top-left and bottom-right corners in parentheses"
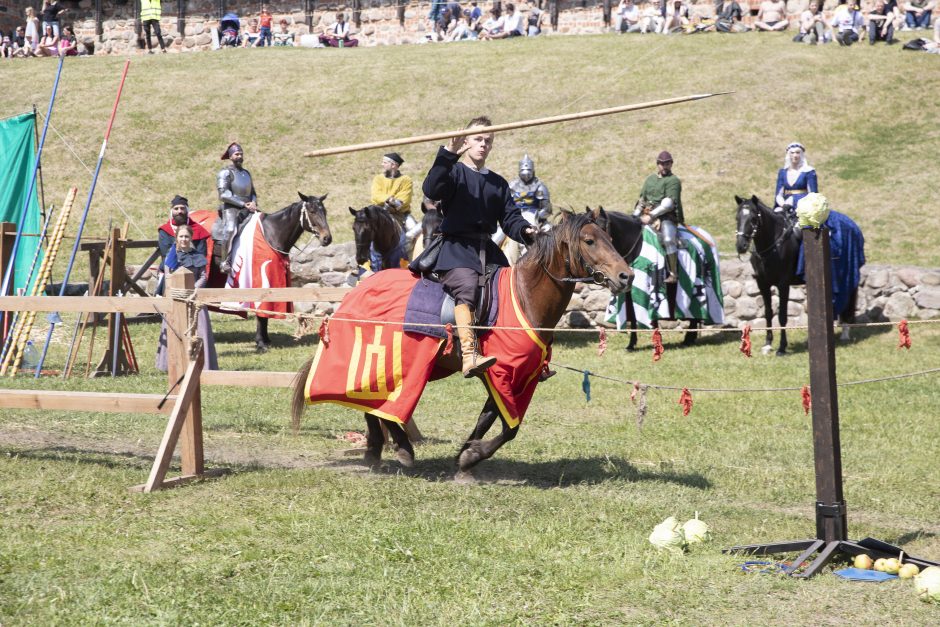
top-left (195, 192), bottom-right (332, 351)
top-left (734, 194), bottom-right (860, 356)
top-left (349, 204), bottom-right (405, 271)
top-left (419, 200), bottom-right (443, 250)
top-left (591, 207), bottom-right (700, 350)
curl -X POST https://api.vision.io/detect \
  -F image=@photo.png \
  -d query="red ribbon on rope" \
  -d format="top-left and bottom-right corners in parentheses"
top-left (598, 327), bottom-right (608, 357)
top-left (678, 387), bottom-right (693, 416)
top-left (443, 323), bottom-right (454, 355)
top-left (318, 315), bottom-right (331, 346)
top-left (898, 319), bottom-right (911, 350)
top-left (740, 324), bottom-right (752, 358)
top-left (652, 329), bottom-right (664, 362)
top-left (630, 381), bottom-right (640, 402)
top-left (801, 385), bottom-right (812, 415)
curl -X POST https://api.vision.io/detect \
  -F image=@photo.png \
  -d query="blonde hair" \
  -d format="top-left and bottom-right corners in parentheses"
top-left (26, 7), bottom-right (35, 17)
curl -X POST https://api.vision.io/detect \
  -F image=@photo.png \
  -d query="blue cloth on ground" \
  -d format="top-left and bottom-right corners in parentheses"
top-left (795, 210), bottom-right (866, 315)
top-left (833, 568), bottom-right (897, 582)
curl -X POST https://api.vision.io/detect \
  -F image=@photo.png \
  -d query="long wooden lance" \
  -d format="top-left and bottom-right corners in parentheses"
top-left (303, 92), bottom-right (732, 158)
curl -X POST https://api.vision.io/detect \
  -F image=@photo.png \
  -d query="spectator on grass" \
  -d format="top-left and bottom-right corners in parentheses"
top-left (243, 18), bottom-right (261, 47)
top-left (715, 0), bottom-right (748, 32)
top-left (659, 0), bottom-right (690, 33)
top-left (468, 1), bottom-right (483, 32)
top-left (156, 224), bottom-right (219, 373)
top-left (0, 31), bottom-right (10, 59)
top-left (273, 19), bottom-right (294, 46)
top-left (140, 0), bottom-right (167, 53)
top-left (58, 25), bottom-right (78, 55)
top-left (755, 0), bottom-right (790, 31)
top-left (903, 0), bottom-right (934, 29)
top-left (479, 7), bottom-right (506, 39)
top-left (10, 26), bottom-right (34, 57)
top-left (795, 0), bottom-right (827, 43)
top-left (433, 7), bottom-right (457, 41)
top-left (639, 1), bottom-right (665, 32)
top-left (503, 4), bottom-right (525, 36)
top-left (868, 0), bottom-right (901, 43)
top-left (617, 0), bottom-right (643, 32)
top-left (40, 0), bottom-right (66, 38)
top-left (259, 5), bottom-right (273, 46)
top-left (445, 11), bottom-right (475, 40)
top-left (830, 0), bottom-right (864, 45)
top-left (36, 23), bottom-right (58, 56)
top-left (527, 3), bottom-right (545, 35)
top-left (319, 12), bottom-right (359, 47)
top-left (24, 7), bottom-right (40, 52)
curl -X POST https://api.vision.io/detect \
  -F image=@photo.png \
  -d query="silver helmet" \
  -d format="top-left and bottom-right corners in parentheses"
top-left (519, 153), bottom-right (535, 184)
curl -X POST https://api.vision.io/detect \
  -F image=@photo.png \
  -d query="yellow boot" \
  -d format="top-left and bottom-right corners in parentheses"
top-left (454, 303), bottom-right (496, 378)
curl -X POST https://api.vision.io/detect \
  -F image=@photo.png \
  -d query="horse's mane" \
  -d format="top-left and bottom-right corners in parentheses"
top-left (368, 204), bottom-right (402, 237)
top-left (522, 211), bottom-right (594, 268)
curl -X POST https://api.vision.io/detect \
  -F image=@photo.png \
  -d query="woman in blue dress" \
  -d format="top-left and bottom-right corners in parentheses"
top-left (774, 142), bottom-right (818, 216)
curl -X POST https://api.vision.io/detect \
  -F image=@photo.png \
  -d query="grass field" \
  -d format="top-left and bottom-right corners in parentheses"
top-left (2, 32), bottom-right (940, 625)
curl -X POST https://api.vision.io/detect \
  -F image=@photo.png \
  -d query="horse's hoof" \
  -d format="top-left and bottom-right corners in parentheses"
top-left (454, 470), bottom-right (477, 485)
top-left (255, 343), bottom-right (269, 353)
top-left (776, 350), bottom-right (787, 357)
top-left (395, 449), bottom-right (415, 468)
top-left (761, 345), bottom-right (774, 356)
top-left (625, 345), bottom-right (637, 352)
top-left (363, 450), bottom-right (382, 470)
top-left (458, 441), bottom-right (485, 471)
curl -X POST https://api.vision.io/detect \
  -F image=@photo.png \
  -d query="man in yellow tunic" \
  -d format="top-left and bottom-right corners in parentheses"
top-left (371, 152), bottom-right (420, 253)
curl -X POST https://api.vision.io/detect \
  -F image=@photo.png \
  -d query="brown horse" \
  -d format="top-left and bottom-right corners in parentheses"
top-left (291, 210), bottom-right (633, 478)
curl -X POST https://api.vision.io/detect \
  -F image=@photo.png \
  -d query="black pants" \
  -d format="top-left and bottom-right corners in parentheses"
top-left (144, 19), bottom-right (166, 51)
top-left (441, 267), bottom-right (479, 308)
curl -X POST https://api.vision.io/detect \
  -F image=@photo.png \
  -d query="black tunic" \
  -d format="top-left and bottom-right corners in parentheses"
top-left (422, 147), bottom-right (531, 273)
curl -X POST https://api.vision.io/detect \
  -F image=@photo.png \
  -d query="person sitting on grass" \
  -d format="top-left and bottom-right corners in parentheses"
top-left (243, 18), bottom-right (261, 47)
top-left (35, 23), bottom-right (58, 56)
top-left (795, 0), bottom-right (826, 43)
top-left (10, 26), bottom-right (34, 57)
top-left (658, 0), bottom-right (689, 33)
top-left (617, 0), bottom-right (643, 32)
top-left (273, 19), bottom-right (294, 46)
top-left (755, 0), bottom-right (790, 31)
top-left (903, 0), bottom-right (935, 29)
top-left (868, 0), bottom-right (901, 44)
top-left (478, 7), bottom-right (505, 39)
top-left (715, 0), bottom-right (748, 32)
top-left (527, 3), bottom-right (545, 35)
top-left (829, 0), bottom-right (864, 45)
top-left (57, 25), bottom-right (78, 55)
top-left (319, 12), bottom-right (359, 47)
top-left (639, 0), bottom-right (665, 33)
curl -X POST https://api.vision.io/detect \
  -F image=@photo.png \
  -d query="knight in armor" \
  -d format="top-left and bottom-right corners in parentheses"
top-left (216, 142), bottom-right (258, 273)
top-left (774, 142), bottom-right (817, 221)
top-left (370, 152), bottom-right (421, 250)
top-left (422, 116), bottom-right (536, 378)
top-left (509, 153), bottom-right (552, 225)
top-left (635, 150), bottom-right (684, 284)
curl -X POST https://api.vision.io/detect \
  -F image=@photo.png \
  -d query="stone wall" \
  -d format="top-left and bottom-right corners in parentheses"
top-left (286, 243), bottom-right (940, 328)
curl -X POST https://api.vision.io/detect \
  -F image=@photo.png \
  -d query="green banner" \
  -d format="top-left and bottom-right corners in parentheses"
top-left (0, 112), bottom-right (43, 294)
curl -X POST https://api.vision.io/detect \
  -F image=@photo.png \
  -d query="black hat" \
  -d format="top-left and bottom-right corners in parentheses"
top-left (384, 152), bottom-right (404, 165)
top-left (170, 195), bottom-right (189, 208)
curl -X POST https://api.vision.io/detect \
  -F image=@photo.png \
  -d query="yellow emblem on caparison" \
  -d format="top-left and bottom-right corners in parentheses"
top-left (345, 326), bottom-right (404, 401)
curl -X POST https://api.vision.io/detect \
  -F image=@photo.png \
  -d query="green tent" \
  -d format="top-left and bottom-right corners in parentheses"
top-left (0, 112), bottom-right (43, 294)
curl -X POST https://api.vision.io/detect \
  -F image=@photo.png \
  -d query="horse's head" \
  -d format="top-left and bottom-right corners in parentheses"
top-left (349, 204), bottom-right (381, 266)
top-left (734, 194), bottom-right (761, 255)
top-left (420, 198), bottom-right (443, 248)
top-left (298, 192), bottom-right (332, 246)
top-left (527, 209), bottom-right (633, 293)
top-left (585, 205), bottom-right (610, 234)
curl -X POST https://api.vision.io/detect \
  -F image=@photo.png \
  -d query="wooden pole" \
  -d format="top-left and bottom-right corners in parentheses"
top-left (165, 268), bottom-right (204, 477)
top-left (803, 226), bottom-right (847, 543)
top-left (303, 92), bottom-right (731, 158)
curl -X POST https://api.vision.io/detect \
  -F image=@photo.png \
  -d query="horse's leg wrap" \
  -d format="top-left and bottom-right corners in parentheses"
top-left (364, 413), bottom-right (384, 468)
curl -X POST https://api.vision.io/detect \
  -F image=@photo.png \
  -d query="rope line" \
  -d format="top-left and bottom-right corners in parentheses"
top-left (552, 362), bottom-right (940, 393)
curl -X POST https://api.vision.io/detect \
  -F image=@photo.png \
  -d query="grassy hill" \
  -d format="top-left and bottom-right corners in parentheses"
top-left (2, 32), bottom-right (939, 270)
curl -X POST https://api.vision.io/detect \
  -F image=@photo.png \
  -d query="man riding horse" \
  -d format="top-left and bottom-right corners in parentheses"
top-left (422, 116), bottom-right (536, 378)
top-left (509, 153), bottom-right (552, 225)
top-left (216, 142), bottom-right (259, 274)
top-left (634, 150), bottom-right (684, 284)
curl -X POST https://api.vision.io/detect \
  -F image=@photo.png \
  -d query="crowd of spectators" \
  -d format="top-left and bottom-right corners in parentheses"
top-left (1, 1), bottom-right (88, 58)
top-left (4, 0), bottom-right (939, 57)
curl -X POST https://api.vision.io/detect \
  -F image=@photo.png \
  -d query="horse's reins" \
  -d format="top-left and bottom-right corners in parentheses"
top-left (267, 200), bottom-right (323, 257)
top-left (539, 225), bottom-right (612, 287)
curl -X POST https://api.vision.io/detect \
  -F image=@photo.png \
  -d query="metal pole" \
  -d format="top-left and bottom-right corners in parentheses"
top-left (34, 61), bottom-right (131, 378)
top-left (32, 105), bottom-right (47, 228)
top-left (0, 55), bottom-right (65, 308)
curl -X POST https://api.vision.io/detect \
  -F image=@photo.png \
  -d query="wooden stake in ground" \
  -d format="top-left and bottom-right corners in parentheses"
top-left (303, 93), bottom-right (732, 158)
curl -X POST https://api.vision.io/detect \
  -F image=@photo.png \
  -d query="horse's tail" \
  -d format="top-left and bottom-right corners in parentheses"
top-left (290, 357), bottom-right (314, 434)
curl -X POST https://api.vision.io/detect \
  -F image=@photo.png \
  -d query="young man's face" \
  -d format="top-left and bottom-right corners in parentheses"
top-left (464, 128), bottom-right (494, 163)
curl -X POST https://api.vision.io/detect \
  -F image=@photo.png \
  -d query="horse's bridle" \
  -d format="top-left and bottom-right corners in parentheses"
top-left (736, 202), bottom-right (793, 258)
top-left (268, 200), bottom-right (326, 257)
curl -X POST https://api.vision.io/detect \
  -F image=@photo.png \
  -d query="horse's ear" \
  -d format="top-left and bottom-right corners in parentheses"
top-left (348, 206), bottom-right (357, 216)
top-left (734, 195), bottom-right (743, 205)
top-left (298, 191), bottom-right (308, 202)
top-left (750, 194), bottom-right (759, 204)
top-left (319, 193), bottom-right (328, 202)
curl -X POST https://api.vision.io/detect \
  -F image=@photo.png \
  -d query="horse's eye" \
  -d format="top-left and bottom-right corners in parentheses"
top-left (585, 238), bottom-right (595, 246)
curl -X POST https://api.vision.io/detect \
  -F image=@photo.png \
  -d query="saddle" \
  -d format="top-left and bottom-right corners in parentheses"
top-left (403, 266), bottom-right (502, 340)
